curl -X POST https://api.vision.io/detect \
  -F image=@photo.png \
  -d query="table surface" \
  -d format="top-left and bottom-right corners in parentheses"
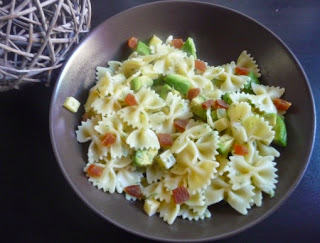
top-left (1, 0), bottom-right (319, 242)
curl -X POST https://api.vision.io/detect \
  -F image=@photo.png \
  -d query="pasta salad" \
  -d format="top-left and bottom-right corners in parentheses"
top-left (75, 35), bottom-right (291, 224)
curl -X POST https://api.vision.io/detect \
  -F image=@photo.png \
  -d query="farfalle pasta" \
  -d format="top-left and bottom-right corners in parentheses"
top-left (75, 35), bottom-right (291, 224)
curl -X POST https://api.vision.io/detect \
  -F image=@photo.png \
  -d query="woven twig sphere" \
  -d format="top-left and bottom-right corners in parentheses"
top-left (0, 0), bottom-right (91, 91)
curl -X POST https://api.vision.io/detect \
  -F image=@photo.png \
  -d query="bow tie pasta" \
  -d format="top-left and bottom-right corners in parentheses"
top-left (73, 35), bottom-right (292, 225)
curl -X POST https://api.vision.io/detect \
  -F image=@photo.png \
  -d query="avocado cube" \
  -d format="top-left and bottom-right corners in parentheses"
top-left (273, 115), bottom-right (287, 147)
top-left (136, 41), bottom-right (151, 55)
top-left (153, 77), bottom-right (164, 86)
top-left (242, 71), bottom-right (260, 94)
top-left (190, 96), bottom-right (207, 121)
top-left (222, 92), bottom-right (232, 105)
top-left (164, 74), bottom-right (191, 94)
top-left (217, 134), bottom-right (234, 156)
top-left (148, 35), bottom-right (163, 47)
top-left (133, 149), bottom-right (158, 167)
top-left (211, 110), bottom-right (218, 122)
top-left (131, 76), bottom-right (154, 91)
top-left (159, 84), bottom-right (173, 99)
top-left (181, 37), bottom-right (197, 59)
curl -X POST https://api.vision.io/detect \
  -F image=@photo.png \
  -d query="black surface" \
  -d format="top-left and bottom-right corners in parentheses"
top-left (1, 0), bottom-right (319, 242)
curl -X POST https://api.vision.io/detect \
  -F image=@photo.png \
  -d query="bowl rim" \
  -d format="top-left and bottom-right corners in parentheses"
top-left (49, 1), bottom-right (316, 242)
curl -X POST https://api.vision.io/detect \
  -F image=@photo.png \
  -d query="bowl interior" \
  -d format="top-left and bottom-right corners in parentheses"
top-left (50, 1), bottom-right (315, 241)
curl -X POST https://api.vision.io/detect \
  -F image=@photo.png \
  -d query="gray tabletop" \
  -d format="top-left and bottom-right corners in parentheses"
top-left (1, 0), bottom-right (319, 242)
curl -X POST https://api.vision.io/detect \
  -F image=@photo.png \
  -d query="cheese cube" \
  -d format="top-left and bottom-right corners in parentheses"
top-left (144, 199), bottom-right (160, 216)
top-left (63, 97), bottom-right (80, 113)
top-left (156, 150), bottom-right (176, 169)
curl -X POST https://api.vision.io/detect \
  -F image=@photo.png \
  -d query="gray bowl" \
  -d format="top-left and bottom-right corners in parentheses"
top-left (50, 1), bottom-right (316, 241)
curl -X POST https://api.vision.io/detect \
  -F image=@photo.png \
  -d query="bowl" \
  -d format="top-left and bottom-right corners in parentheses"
top-left (49, 1), bottom-right (315, 241)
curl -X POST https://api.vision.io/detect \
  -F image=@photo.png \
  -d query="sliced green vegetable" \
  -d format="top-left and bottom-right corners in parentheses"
top-left (273, 115), bottom-right (287, 147)
top-left (211, 110), bottom-right (218, 121)
top-left (190, 96), bottom-right (207, 121)
top-left (217, 134), bottom-right (234, 156)
top-left (222, 92), bottom-right (232, 105)
top-left (136, 41), bottom-right (151, 55)
top-left (248, 72), bottom-right (260, 85)
top-left (131, 76), bottom-right (153, 91)
top-left (133, 149), bottom-right (158, 167)
top-left (242, 71), bottom-right (260, 94)
top-left (159, 84), bottom-right (173, 99)
top-left (152, 77), bottom-right (164, 86)
top-left (164, 74), bottom-right (191, 94)
top-left (181, 37), bottom-right (197, 59)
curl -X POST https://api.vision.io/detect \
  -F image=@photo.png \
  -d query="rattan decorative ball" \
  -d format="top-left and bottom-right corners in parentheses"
top-left (0, 0), bottom-right (91, 91)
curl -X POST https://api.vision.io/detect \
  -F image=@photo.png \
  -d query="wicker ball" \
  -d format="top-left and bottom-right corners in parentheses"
top-left (0, 0), bottom-right (91, 91)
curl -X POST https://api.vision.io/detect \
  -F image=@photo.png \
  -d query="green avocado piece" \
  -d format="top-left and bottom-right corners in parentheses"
top-left (190, 96), bottom-right (207, 121)
top-left (159, 84), bottom-right (174, 99)
top-left (152, 77), bottom-right (164, 86)
top-left (164, 74), bottom-right (191, 94)
top-left (242, 71), bottom-right (260, 94)
top-left (222, 92), bottom-right (232, 105)
top-left (211, 110), bottom-right (218, 121)
top-left (263, 113), bottom-right (277, 127)
top-left (136, 41), bottom-right (151, 55)
top-left (182, 37), bottom-right (197, 59)
top-left (217, 134), bottom-right (234, 156)
top-left (133, 149), bottom-right (158, 167)
top-left (131, 76), bottom-right (153, 91)
top-left (151, 77), bottom-right (165, 94)
top-left (152, 85), bottom-right (163, 94)
top-left (273, 115), bottom-right (287, 147)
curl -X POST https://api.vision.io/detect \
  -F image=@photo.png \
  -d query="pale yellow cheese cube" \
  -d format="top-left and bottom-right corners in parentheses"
top-left (144, 199), bottom-right (160, 216)
top-left (156, 150), bottom-right (176, 169)
top-left (63, 97), bottom-right (80, 113)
